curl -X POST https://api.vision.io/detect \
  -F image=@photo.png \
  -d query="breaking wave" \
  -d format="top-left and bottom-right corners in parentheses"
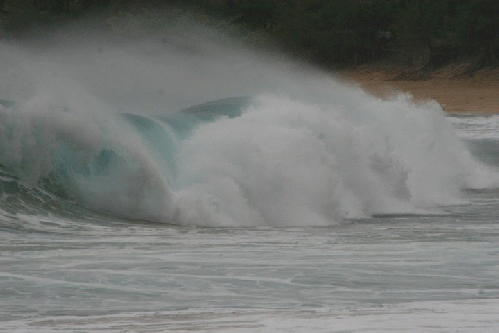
top-left (1, 34), bottom-right (498, 227)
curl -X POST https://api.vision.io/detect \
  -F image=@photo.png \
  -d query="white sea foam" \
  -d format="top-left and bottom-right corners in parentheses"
top-left (1, 26), bottom-right (499, 226)
top-left (449, 114), bottom-right (499, 140)
top-left (3, 300), bottom-right (499, 332)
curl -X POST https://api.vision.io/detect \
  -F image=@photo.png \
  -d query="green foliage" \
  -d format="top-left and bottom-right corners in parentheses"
top-left (454, 0), bottom-right (499, 64)
top-left (271, 0), bottom-right (400, 66)
top-left (2, 0), bottom-right (38, 32)
top-left (1, 0), bottom-right (498, 67)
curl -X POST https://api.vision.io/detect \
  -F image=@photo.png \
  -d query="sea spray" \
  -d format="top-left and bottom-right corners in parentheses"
top-left (1, 26), bottom-right (498, 226)
top-left (172, 94), bottom-right (483, 226)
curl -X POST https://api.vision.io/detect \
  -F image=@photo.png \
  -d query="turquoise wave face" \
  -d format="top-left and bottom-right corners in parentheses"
top-left (0, 97), bottom-right (252, 222)
top-left (1, 92), bottom-right (498, 227)
top-left (0, 99), bottom-right (15, 108)
top-left (121, 97), bottom-right (251, 186)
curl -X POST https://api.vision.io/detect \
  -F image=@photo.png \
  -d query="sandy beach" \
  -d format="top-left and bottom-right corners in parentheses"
top-left (338, 66), bottom-right (499, 114)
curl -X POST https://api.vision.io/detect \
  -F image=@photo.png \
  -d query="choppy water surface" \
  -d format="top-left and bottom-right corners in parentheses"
top-left (2, 189), bottom-right (499, 332)
top-left (1, 32), bottom-right (499, 331)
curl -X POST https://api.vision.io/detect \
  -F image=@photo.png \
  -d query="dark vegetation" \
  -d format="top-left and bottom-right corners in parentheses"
top-left (1, 0), bottom-right (498, 70)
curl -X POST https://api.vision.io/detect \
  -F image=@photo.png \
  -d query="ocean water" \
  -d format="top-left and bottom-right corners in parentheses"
top-left (1, 33), bottom-right (499, 332)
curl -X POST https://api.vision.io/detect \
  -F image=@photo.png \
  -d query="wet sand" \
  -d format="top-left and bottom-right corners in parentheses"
top-left (338, 67), bottom-right (499, 114)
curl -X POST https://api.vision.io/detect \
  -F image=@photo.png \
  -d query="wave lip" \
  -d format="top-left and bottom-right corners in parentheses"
top-left (2, 91), bottom-right (499, 226)
top-left (2, 37), bottom-right (499, 226)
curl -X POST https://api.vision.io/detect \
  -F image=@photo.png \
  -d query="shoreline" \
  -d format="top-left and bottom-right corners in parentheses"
top-left (337, 66), bottom-right (499, 114)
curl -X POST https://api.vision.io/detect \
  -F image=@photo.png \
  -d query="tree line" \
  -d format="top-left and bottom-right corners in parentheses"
top-left (1, 0), bottom-right (498, 69)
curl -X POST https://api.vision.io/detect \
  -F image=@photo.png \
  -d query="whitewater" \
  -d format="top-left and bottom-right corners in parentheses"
top-left (1, 25), bottom-right (499, 332)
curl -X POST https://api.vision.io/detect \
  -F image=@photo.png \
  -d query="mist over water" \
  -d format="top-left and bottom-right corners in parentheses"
top-left (1, 22), bottom-right (499, 227)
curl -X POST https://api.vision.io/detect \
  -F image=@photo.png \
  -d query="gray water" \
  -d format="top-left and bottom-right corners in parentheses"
top-left (1, 116), bottom-right (499, 331)
top-left (1, 33), bottom-right (499, 331)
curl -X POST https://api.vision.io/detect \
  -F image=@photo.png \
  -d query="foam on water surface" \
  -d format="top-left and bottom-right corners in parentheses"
top-left (2, 19), bottom-right (499, 333)
top-left (3, 299), bottom-right (499, 332)
top-left (449, 114), bottom-right (499, 140)
top-left (1, 29), bottom-right (499, 226)
top-left (2, 201), bottom-right (499, 332)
